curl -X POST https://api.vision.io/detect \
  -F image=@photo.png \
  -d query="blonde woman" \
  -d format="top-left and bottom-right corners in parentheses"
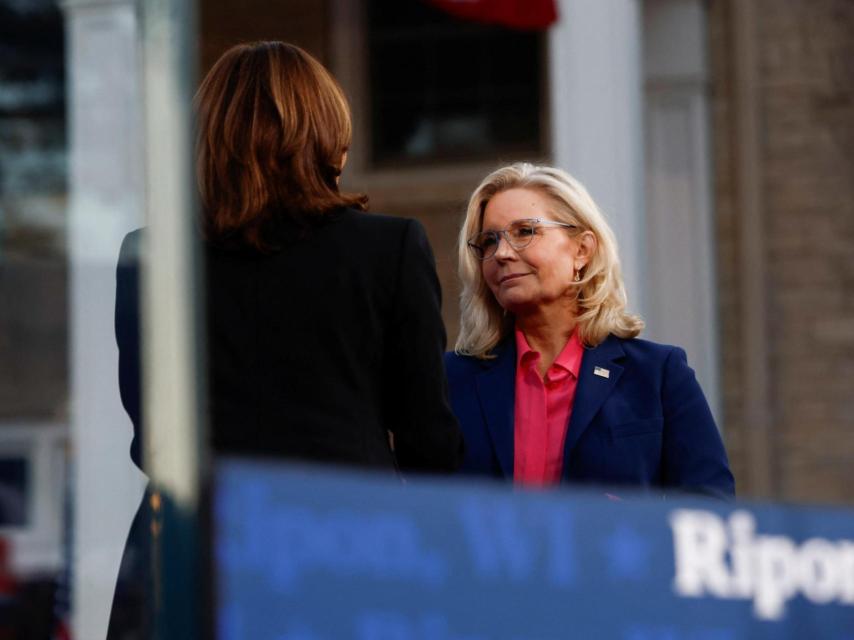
top-left (445, 163), bottom-right (734, 498)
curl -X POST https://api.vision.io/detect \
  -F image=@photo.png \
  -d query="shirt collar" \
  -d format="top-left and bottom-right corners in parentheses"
top-left (515, 325), bottom-right (584, 378)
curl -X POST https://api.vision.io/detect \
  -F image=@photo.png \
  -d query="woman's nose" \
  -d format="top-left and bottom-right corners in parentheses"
top-left (493, 233), bottom-right (516, 260)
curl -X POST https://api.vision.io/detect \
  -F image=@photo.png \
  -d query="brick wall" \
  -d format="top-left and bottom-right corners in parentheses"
top-left (710, 0), bottom-right (854, 504)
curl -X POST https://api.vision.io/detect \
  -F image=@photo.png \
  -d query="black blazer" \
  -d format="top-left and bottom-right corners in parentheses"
top-left (115, 208), bottom-right (464, 474)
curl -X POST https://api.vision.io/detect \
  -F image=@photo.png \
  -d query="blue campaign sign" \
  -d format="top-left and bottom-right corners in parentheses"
top-left (214, 460), bottom-right (854, 640)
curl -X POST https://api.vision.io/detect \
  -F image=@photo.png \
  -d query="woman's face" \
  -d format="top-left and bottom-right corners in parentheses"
top-left (480, 188), bottom-right (583, 317)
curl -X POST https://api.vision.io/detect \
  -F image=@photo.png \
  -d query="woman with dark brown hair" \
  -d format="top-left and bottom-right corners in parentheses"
top-left (194, 41), bottom-right (366, 250)
top-left (109, 41), bottom-right (463, 637)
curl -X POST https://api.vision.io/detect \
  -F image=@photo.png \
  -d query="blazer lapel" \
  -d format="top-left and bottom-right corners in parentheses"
top-left (474, 341), bottom-right (516, 477)
top-left (563, 335), bottom-right (626, 471)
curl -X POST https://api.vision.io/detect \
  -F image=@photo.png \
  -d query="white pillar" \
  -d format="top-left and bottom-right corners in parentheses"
top-left (62, 1), bottom-right (148, 637)
top-left (643, 0), bottom-right (720, 420)
top-left (549, 0), bottom-right (646, 317)
top-left (139, 2), bottom-right (205, 631)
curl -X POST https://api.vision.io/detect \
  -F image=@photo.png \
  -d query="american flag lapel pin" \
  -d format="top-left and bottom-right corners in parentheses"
top-left (593, 366), bottom-right (610, 379)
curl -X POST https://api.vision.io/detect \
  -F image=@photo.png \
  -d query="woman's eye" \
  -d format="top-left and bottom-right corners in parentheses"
top-left (480, 234), bottom-right (498, 248)
top-left (513, 225), bottom-right (536, 238)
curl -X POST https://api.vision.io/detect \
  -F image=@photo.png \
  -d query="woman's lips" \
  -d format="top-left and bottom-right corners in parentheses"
top-left (499, 273), bottom-right (529, 284)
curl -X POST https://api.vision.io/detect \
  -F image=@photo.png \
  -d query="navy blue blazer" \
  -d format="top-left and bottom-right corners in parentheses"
top-left (444, 335), bottom-right (735, 499)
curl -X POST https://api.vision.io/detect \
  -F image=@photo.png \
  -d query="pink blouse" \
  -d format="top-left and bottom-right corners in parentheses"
top-left (513, 327), bottom-right (584, 486)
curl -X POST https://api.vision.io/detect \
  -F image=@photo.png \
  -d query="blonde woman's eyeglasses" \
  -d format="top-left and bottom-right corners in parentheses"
top-left (467, 218), bottom-right (577, 261)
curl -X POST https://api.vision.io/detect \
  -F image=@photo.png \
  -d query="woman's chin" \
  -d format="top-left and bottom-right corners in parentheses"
top-left (498, 297), bottom-right (536, 317)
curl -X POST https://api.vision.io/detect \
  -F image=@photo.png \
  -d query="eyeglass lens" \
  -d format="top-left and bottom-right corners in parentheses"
top-left (471, 221), bottom-right (537, 259)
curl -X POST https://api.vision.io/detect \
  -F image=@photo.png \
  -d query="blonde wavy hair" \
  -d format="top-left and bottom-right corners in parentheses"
top-left (455, 163), bottom-right (644, 358)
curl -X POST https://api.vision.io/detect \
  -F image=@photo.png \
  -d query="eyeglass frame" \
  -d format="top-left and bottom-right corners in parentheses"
top-left (467, 217), bottom-right (579, 261)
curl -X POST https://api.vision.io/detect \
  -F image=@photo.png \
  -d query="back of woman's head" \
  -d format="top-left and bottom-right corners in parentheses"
top-left (195, 41), bottom-right (367, 249)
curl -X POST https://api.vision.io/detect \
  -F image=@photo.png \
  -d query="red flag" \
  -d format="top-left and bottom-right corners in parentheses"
top-left (425, 0), bottom-right (559, 30)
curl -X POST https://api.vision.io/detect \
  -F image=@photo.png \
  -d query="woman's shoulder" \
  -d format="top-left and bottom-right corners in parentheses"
top-left (612, 334), bottom-right (680, 355)
top-left (333, 209), bottom-right (433, 263)
top-left (606, 334), bottom-right (690, 369)
top-left (335, 208), bottom-right (418, 235)
top-left (444, 350), bottom-right (478, 369)
top-left (444, 343), bottom-right (510, 377)
top-left (117, 228), bottom-right (145, 265)
top-left (443, 352), bottom-right (482, 386)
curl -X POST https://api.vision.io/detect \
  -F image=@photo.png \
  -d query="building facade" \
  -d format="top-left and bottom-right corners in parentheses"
top-left (0, 0), bottom-right (852, 636)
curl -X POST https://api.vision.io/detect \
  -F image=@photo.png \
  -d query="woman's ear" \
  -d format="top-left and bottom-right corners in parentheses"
top-left (336, 150), bottom-right (348, 185)
top-left (575, 230), bottom-right (597, 270)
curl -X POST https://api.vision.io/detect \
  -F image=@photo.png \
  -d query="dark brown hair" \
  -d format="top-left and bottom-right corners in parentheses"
top-left (194, 41), bottom-right (367, 249)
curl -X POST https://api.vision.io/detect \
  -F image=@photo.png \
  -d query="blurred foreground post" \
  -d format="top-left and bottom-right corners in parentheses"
top-left (140, 0), bottom-right (206, 637)
top-left (62, 0), bottom-right (148, 636)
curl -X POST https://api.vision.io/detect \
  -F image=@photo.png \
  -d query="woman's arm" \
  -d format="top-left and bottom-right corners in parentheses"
top-left (660, 346), bottom-right (735, 498)
top-left (383, 219), bottom-right (464, 473)
top-left (115, 231), bottom-right (144, 471)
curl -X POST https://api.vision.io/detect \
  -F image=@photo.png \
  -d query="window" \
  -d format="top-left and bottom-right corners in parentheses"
top-left (0, 0), bottom-right (67, 576)
top-left (366, 0), bottom-right (546, 166)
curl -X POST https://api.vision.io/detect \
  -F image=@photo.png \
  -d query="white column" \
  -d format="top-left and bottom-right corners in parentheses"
top-left (140, 0), bottom-right (204, 633)
top-left (62, 1), bottom-right (148, 638)
top-left (549, 0), bottom-right (646, 317)
top-left (642, 0), bottom-right (720, 420)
